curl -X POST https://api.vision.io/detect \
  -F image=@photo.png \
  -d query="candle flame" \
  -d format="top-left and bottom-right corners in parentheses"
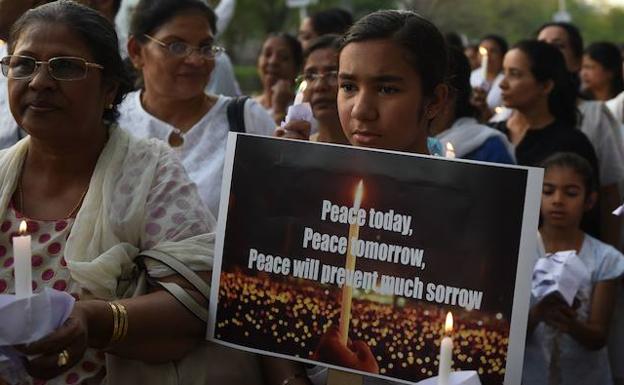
top-left (445, 312), bottom-right (453, 333)
top-left (297, 80), bottom-right (308, 93)
top-left (445, 142), bottom-right (455, 159)
top-left (19, 220), bottom-right (27, 235)
top-left (479, 46), bottom-right (488, 56)
top-left (494, 106), bottom-right (504, 115)
top-left (354, 180), bottom-right (364, 208)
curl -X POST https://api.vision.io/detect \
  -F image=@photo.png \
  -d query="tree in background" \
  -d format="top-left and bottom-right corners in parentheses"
top-left (221, 0), bottom-right (624, 93)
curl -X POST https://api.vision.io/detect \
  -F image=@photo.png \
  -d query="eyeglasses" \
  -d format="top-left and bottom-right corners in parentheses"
top-left (0, 55), bottom-right (103, 81)
top-left (143, 34), bottom-right (225, 59)
top-left (296, 71), bottom-right (338, 86)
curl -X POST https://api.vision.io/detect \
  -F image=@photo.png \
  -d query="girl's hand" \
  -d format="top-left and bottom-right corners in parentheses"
top-left (274, 120), bottom-right (311, 140)
top-left (540, 295), bottom-right (576, 333)
top-left (470, 87), bottom-right (494, 122)
top-left (271, 79), bottom-right (295, 116)
top-left (312, 326), bottom-right (379, 374)
top-left (15, 304), bottom-right (89, 379)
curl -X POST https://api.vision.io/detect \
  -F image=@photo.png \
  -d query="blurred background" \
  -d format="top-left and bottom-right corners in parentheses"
top-left (115, 0), bottom-right (624, 94)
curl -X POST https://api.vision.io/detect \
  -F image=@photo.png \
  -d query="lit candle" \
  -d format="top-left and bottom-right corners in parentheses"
top-left (479, 46), bottom-right (488, 84)
top-left (339, 180), bottom-right (364, 345)
top-left (13, 220), bottom-right (32, 298)
top-left (445, 143), bottom-right (455, 159)
top-left (438, 312), bottom-right (454, 385)
top-left (293, 80), bottom-right (308, 105)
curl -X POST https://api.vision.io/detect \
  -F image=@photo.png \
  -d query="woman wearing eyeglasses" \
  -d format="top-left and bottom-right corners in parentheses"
top-left (119, 0), bottom-right (275, 219)
top-left (276, 34), bottom-right (348, 144)
top-left (0, 1), bottom-right (216, 385)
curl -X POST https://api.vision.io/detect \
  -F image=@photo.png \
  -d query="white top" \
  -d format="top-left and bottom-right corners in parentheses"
top-left (469, 69), bottom-right (504, 110)
top-left (577, 100), bottom-right (624, 185)
top-left (490, 103), bottom-right (624, 186)
top-left (606, 91), bottom-right (624, 124)
top-left (117, 90), bottom-right (275, 217)
top-left (206, 52), bottom-right (241, 97)
top-left (524, 234), bottom-right (624, 385)
top-left (215, 0), bottom-right (237, 38)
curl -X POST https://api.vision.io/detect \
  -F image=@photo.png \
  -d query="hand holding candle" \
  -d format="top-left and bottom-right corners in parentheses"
top-left (293, 80), bottom-right (308, 105)
top-left (438, 312), bottom-right (454, 385)
top-left (339, 180), bottom-right (364, 345)
top-left (282, 80), bottom-right (313, 128)
top-left (13, 220), bottom-right (32, 298)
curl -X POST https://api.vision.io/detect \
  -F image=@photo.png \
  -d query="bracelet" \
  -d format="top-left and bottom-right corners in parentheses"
top-left (280, 372), bottom-right (307, 385)
top-left (108, 302), bottom-right (129, 345)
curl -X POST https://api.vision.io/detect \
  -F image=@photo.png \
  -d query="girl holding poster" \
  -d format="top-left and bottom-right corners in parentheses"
top-left (271, 9), bottom-right (451, 385)
top-left (525, 152), bottom-right (624, 385)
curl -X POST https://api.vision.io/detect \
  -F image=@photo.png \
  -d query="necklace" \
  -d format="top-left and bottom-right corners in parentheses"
top-left (17, 178), bottom-right (90, 219)
top-left (168, 127), bottom-right (185, 147)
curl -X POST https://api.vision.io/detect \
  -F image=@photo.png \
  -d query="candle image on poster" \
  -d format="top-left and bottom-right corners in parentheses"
top-left (208, 134), bottom-right (542, 385)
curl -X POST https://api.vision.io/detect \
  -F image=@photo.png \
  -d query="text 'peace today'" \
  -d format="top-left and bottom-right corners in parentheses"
top-left (320, 200), bottom-right (413, 236)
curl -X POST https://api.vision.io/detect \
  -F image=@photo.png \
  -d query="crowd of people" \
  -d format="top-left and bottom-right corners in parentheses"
top-left (0, 0), bottom-right (622, 385)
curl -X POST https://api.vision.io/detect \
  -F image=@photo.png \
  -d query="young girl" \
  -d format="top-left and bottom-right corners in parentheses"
top-left (524, 152), bottom-right (624, 385)
top-left (270, 10), bottom-right (450, 385)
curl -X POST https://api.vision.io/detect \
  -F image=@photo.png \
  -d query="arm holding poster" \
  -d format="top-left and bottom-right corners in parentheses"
top-left (313, 326), bottom-right (379, 373)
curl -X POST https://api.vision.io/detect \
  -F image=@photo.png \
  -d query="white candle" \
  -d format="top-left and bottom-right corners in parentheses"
top-left (479, 46), bottom-right (488, 85)
top-left (339, 180), bottom-right (364, 345)
top-left (293, 80), bottom-right (308, 105)
top-left (13, 220), bottom-right (32, 298)
top-left (438, 312), bottom-right (454, 385)
top-left (445, 143), bottom-right (456, 159)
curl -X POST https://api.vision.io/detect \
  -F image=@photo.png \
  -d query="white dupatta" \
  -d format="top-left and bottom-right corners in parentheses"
top-left (0, 125), bottom-right (214, 300)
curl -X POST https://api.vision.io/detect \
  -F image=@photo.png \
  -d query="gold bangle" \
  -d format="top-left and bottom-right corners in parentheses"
top-left (108, 302), bottom-right (129, 345)
top-left (117, 303), bottom-right (129, 341)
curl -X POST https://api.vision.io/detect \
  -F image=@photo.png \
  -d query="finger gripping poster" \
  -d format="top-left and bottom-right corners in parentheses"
top-left (208, 134), bottom-right (543, 385)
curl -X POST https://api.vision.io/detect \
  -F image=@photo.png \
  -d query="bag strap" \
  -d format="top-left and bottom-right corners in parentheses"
top-left (158, 281), bottom-right (209, 322)
top-left (226, 96), bottom-right (249, 133)
top-left (139, 249), bottom-right (210, 322)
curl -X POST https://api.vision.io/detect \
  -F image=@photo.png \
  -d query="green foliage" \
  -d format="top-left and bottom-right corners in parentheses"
top-left (223, 0), bottom-right (624, 86)
top-left (234, 65), bottom-right (260, 95)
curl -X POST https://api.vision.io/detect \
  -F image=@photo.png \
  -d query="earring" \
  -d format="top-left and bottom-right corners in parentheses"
top-left (107, 103), bottom-right (114, 109)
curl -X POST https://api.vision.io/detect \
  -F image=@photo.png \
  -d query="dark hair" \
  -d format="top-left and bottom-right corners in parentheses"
top-left (130, 0), bottom-right (217, 38)
top-left (445, 32), bottom-right (464, 50)
top-left (536, 22), bottom-right (584, 60)
top-left (447, 47), bottom-right (476, 119)
top-left (310, 8), bottom-right (353, 36)
top-left (512, 40), bottom-right (578, 128)
top-left (264, 33), bottom-right (304, 73)
top-left (8, 0), bottom-right (132, 124)
top-left (340, 10), bottom-right (448, 98)
top-left (541, 152), bottom-right (597, 194)
top-left (303, 34), bottom-right (341, 61)
top-left (479, 34), bottom-right (508, 55)
top-left (584, 41), bottom-right (624, 99)
top-left (112, 0), bottom-right (122, 16)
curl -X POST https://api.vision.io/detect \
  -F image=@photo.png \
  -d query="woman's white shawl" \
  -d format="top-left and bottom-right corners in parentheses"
top-left (0, 125), bottom-right (215, 300)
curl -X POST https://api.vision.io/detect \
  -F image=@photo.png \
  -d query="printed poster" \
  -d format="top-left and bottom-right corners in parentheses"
top-left (208, 134), bottom-right (543, 385)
